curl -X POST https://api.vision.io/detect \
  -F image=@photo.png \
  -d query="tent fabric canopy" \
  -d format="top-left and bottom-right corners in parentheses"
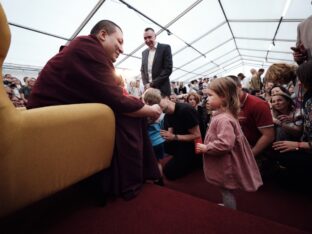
top-left (2, 0), bottom-right (310, 82)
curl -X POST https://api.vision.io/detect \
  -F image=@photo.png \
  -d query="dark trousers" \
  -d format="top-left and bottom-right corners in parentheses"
top-left (163, 141), bottom-right (202, 180)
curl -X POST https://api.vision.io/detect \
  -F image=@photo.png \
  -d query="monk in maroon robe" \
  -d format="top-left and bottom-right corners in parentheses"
top-left (27, 20), bottom-right (162, 199)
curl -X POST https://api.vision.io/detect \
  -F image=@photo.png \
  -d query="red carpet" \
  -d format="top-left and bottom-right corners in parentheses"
top-left (163, 168), bottom-right (312, 232)
top-left (1, 165), bottom-right (311, 233)
top-left (1, 183), bottom-right (309, 234)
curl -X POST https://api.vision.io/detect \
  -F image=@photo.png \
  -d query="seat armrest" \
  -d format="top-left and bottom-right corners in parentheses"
top-left (0, 103), bottom-right (115, 217)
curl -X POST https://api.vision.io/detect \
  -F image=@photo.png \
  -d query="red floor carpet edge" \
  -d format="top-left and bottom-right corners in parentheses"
top-left (1, 166), bottom-right (311, 234)
top-left (38, 185), bottom-right (309, 234)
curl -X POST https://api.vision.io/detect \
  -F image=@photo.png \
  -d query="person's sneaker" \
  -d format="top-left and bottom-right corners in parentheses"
top-left (217, 203), bottom-right (224, 206)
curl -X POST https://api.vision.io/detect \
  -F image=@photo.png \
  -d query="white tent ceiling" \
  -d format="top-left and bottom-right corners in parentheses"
top-left (2, 0), bottom-right (311, 82)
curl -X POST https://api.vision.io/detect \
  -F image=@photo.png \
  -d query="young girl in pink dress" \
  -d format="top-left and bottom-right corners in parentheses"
top-left (196, 77), bottom-right (263, 209)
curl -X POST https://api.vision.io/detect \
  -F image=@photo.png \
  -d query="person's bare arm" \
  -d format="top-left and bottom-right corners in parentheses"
top-left (160, 125), bottom-right (200, 142)
top-left (125, 104), bottom-right (161, 119)
top-left (252, 127), bottom-right (275, 157)
top-left (273, 140), bottom-right (311, 153)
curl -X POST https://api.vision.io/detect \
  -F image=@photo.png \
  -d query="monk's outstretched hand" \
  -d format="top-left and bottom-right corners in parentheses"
top-left (149, 104), bottom-right (162, 121)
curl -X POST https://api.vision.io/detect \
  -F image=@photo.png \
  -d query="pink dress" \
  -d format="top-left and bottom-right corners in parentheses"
top-left (203, 111), bottom-right (263, 192)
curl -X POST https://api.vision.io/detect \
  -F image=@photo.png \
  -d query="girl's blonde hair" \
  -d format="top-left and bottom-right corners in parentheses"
top-left (208, 77), bottom-right (240, 118)
top-left (142, 88), bottom-right (161, 105)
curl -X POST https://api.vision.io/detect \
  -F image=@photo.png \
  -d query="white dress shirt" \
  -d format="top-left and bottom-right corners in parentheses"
top-left (147, 42), bottom-right (158, 83)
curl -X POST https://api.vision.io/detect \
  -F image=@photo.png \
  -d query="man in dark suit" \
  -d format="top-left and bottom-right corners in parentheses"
top-left (141, 28), bottom-right (173, 97)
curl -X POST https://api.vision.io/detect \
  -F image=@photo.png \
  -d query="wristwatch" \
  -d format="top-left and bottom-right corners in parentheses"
top-left (295, 142), bottom-right (301, 151)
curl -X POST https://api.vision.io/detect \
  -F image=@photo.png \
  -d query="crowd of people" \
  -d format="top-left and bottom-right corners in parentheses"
top-left (3, 73), bottom-right (36, 107)
top-left (2, 14), bottom-right (312, 210)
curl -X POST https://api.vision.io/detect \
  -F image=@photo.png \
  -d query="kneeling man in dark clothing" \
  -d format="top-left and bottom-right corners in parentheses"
top-left (144, 88), bottom-right (202, 180)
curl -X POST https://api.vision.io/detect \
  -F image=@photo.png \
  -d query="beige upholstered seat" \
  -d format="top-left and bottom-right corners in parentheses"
top-left (0, 4), bottom-right (115, 217)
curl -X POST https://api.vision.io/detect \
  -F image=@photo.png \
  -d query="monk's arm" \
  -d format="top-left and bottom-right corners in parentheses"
top-left (125, 104), bottom-right (162, 119)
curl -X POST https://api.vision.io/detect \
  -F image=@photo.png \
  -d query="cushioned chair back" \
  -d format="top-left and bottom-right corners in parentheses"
top-left (0, 4), bottom-right (18, 152)
top-left (0, 3), bottom-right (14, 110)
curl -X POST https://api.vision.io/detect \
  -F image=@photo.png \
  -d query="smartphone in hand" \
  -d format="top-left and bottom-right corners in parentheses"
top-left (290, 46), bottom-right (300, 52)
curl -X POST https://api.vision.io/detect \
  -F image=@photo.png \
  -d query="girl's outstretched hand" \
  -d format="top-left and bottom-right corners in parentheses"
top-left (196, 143), bottom-right (207, 153)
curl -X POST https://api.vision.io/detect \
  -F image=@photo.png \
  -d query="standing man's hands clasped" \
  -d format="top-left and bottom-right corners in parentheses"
top-left (291, 43), bottom-right (308, 65)
top-left (144, 83), bottom-right (150, 90)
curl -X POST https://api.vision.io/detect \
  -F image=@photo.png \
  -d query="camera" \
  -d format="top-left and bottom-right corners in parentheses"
top-left (3, 80), bottom-right (11, 85)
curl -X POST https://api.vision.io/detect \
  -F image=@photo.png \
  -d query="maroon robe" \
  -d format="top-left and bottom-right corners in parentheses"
top-left (27, 35), bottom-right (161, 198)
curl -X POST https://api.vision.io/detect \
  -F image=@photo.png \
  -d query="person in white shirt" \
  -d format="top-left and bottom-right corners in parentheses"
top-left (141, 28), bottom-right (173, 97)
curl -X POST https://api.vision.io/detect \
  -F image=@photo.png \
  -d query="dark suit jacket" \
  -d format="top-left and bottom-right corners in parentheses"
top-left (141, 43), bottom-right (173, 96)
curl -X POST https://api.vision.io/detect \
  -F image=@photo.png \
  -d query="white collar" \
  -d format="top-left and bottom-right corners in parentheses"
top-left (149, 42), bottom-right (158, 50)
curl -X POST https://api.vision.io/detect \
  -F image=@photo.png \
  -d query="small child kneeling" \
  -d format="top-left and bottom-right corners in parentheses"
top-left (143, 88), bottom-right (166, 175)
